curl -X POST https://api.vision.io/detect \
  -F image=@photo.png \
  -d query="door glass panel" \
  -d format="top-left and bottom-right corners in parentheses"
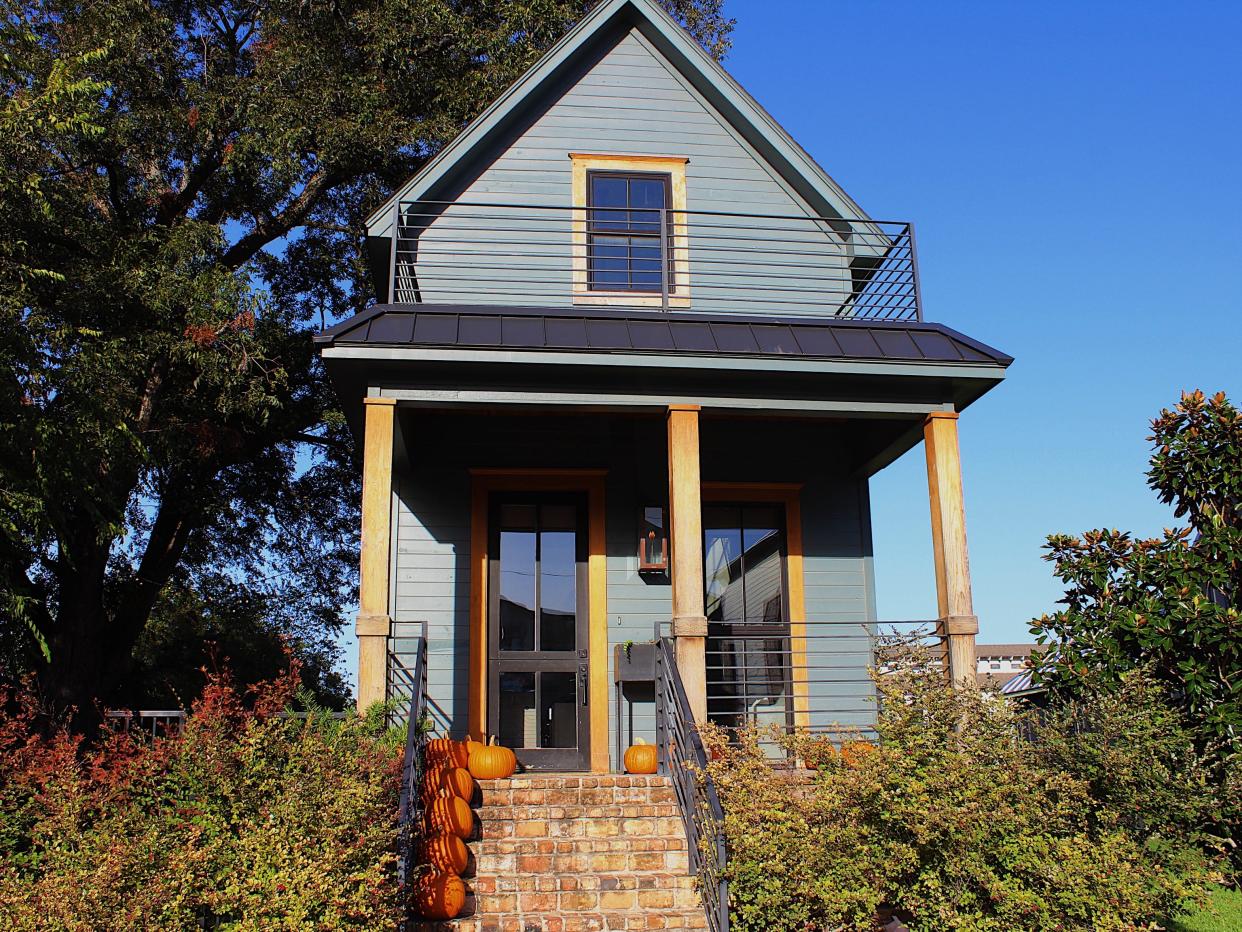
top-left (498, 672), bottom-right (536, 748)
top-left (704, 506), bottom-right (743, 624)
top-left (499, 525), bottom-right (536, 651)
top-left (540, 672), bottom-right (578, 748)
top-left (540, 528), bottom-right (577, 651)
top-left (742, 506), bottom-right (784, 626)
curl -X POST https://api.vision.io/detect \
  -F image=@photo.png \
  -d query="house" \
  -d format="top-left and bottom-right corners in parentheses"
top-left (317, 0), bottom-right (1010, 779)
top-left (976, 643), bottom-right (1038, 689)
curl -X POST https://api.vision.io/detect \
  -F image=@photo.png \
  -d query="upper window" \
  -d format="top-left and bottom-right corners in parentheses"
top-left (587, 171), bottom-right (673, 293)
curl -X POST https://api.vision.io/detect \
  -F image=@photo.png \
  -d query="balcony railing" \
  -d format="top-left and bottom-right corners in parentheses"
top-left (385, 200), bottom-right (922, 321)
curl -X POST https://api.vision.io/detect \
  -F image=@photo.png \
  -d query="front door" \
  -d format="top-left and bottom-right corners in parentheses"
top-left (488, 494), bottom-right (591, 771)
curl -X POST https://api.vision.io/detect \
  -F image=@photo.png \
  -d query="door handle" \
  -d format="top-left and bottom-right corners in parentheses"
top-left (578, 664), bottom-right (589, 706)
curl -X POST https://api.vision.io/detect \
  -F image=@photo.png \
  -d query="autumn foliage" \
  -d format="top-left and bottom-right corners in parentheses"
top-left (0, 665), bottom-right (403, 930)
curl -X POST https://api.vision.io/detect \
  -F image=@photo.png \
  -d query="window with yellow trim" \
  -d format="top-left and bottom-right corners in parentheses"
top-left (570, 154), bottom-right (690, 307)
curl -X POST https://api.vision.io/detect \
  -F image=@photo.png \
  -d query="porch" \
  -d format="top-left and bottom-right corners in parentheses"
top-left (351, 392), bottom-right (988, 773)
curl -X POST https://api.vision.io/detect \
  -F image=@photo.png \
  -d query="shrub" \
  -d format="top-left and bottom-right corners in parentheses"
top-left (703, 654), bottom-right (1218, 932)
top-left (0, 665), bottom-right (403, 930)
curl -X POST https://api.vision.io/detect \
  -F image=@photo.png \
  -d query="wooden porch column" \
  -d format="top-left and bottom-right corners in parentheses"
top-left (667, 405), bottom-right (708, 722)
top-left (357, 397), bottom-right (397, 712)
top-left (923, 412), bottom-right (979, 687)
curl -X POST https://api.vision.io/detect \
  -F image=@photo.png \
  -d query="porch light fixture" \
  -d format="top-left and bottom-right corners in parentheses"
top-left (638, 506), bottom-right (668, 573)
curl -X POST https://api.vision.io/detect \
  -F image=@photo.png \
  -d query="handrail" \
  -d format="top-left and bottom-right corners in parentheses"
top-left (392, 621), bottom-right (429, 924)
top-left (655, 636), bottom-right (729, 932)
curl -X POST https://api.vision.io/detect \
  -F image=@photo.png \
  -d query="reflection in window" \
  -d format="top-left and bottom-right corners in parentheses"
top-left (496, 501), bottom-right (579, 653)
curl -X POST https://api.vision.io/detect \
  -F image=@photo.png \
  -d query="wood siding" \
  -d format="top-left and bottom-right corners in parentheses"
top-left (396, 29), bottom-right (853, 317)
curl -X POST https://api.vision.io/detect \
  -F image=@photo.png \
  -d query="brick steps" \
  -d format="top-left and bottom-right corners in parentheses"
top-left (412, 773), bottom-right (706, 931)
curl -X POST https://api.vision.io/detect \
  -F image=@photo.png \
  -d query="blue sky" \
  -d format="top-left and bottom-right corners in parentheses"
top-left (719, 0), bottom-right (1241, 641)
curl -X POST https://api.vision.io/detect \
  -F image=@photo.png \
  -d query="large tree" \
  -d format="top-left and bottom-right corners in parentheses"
top-left (1032, 390), bottom-right (1241, 747)
top-left (0, 0), bottom-right (732, 720)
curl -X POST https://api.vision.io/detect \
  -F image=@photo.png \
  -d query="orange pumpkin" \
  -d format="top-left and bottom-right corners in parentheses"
top-left (428, 794), bottom-right (474, 839)
top-left (464, 737), bottom-right (484, 759)
top-left (441, 766), bottom-right (476, 801)
top-left (468, 737), bottom-right (517, 780)
top-left (623, 738), bottom-right (658, 775)
top-left (426, 737), bottom-right (469, 769)
top-left (416, 832), bottom-right (470, 875)
top-left (411, 870), bottom-right (466, 920)
top-left (840, 740), bottom-right (876, 768)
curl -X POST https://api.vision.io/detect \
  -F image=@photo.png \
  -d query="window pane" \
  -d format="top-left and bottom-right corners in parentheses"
top-left (539, 528), bottom-right (577, 651)
top-left (742, 507), bottom-right (784, 626)
top-left (539, 672), bottom-right (577, 748)
top-left (704, 506), bottom-right (743, 623)
top-left (630, 178), bottom-right (667, 208)
top-left (630, 242), bottom-right (662, 290)
top-left (498, 672), bottom-right (536, 748)
top-left (590, 176), bottom-right (629, 232)
top-left (499, 528), bottom-right (536, 650)
top-left (589, 235), bottom-right (630, 288)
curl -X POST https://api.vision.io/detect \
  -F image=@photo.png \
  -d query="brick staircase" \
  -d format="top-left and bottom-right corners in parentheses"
top-left (415, 773), bottom-right (707, 932)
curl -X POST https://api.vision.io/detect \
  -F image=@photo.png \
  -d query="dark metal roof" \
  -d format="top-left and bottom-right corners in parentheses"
top-left (315, 304), bottom-right (1013, 368)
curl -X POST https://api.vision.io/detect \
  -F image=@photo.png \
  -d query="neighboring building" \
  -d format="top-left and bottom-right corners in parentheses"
top-left (317, 0), bottom-right (1012, 776)
top-left (976, 643), bottom-right (1038, 689)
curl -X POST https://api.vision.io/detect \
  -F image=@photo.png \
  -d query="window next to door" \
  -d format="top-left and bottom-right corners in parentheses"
top-left (569, 153), bottom-right (690, 308)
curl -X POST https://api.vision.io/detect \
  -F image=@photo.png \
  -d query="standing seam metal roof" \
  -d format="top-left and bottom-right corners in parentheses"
top-left (314, 304), bottom-right (1013, 367)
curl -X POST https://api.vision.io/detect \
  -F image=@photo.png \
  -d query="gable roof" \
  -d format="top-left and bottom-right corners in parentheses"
top-left (366, 0), bottom-right (870, 238)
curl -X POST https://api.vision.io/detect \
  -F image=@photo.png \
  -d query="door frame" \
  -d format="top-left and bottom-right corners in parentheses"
top-left (702, 483), bottom-right (808, 729)
top-left (468, 469), bottom-right (608, 772)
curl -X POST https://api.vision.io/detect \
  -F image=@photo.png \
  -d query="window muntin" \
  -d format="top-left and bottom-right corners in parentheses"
top-left (587, 171), bottom-right (673, 292)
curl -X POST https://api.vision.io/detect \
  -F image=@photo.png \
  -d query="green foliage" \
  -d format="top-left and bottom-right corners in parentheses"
top-left (0, 663), bottom-right (404, 929)
top-left (0, 0), bottom-right (733, 716)
top-left (703, 655), bottom-right (1218, 932)
top-left (1169, 886), bottom-right (1242, 932)
top-left (1032, 390), bottom-right (1241, 745)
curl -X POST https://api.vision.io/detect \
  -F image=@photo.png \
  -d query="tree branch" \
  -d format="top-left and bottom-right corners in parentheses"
top-left (220, 170), bottom-right (342, 270)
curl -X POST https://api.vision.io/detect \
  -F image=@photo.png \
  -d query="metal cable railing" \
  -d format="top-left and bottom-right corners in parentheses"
top-left (655, 637), bottom-right (729, 932)
top-left (390, 623), bottom-right (429, 920)
top-left (385, 200), bottom-right (921, 321)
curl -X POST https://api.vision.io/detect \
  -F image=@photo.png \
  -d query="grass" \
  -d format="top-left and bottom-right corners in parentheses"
top-left (1168, 885), bottom-right (1242, 932)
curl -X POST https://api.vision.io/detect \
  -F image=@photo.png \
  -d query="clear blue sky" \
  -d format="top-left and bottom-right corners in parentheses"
top-left (720, 0), bottom-right (1241, 641)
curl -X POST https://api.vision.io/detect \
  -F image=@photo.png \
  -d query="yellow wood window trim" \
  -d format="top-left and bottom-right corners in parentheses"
top-left (570, 153), bottom-right (691, 309)
top-left (702, 482), bottom-right (809, 729)
top-left (467, 468), bottom-right (610, 772)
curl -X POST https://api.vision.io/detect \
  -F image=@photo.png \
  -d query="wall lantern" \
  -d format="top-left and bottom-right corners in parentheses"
top-left (638, 506), bottom-right (668, 573)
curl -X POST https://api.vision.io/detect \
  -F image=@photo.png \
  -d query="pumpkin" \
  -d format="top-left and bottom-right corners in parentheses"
top-left (840, 740), bottom-right (876, 768)
top-left (421, 785), bottom-right (450, 810)
top-left (623, 738), bottom-right (658, 775)
top-left (464, 737), bottom-right (484, 759)
top-left (426, 737), bottom-right (468, 769)
top-left (428, 794), bottom-right (474, 839)
top-left (441, 766), bottom-right (476, 801)
top-left (468, 737), bottom-right (517, 780)
top-left (411, 870), bottom-right (466, 920)
top-left (416, 832), bottom-right (470, 876)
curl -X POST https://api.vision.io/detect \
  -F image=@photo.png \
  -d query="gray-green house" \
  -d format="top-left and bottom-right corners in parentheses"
top-left (317, 0), bottom-right (1010, 773)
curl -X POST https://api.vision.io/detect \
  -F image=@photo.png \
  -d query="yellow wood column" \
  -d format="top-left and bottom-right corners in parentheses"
top-left (923, 411), bottom-right (979, 687)
top-left (357, 396), bottom-right (397, 712)
top-left (667, 405), bottom-right (708, 722)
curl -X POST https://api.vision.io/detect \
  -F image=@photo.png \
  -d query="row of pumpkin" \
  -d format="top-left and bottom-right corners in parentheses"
top-left (409, 737), bottom-right (518, 921)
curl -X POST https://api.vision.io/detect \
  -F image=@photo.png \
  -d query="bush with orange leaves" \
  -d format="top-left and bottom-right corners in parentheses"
top-left (700, 647), bottom-right (1219, 932)
top-left (0, 664), bottom-right (403, 930)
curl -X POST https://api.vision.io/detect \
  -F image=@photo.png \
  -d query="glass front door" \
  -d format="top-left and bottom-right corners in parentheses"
top-left (487, 494), bottom-right (590, 771)
top-left (703, 503), bottom-right (794, 731)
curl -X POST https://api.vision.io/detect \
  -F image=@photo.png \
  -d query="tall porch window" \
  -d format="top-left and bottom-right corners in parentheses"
top-left (703, 504), bottom-right (793, 730)
top-left (587, 171), bottom-right (673, 292)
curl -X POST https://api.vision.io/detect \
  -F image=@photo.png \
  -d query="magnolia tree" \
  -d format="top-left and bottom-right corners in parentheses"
top-left (1031, 390), bottom-right (1241, 747)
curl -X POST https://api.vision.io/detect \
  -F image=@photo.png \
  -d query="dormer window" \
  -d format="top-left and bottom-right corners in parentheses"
top-left (587, 171), bottom-right (672, 293)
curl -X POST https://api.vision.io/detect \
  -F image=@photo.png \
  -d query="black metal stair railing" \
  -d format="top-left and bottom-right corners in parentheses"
top-left (390, 623), bottom-right (430, 915)
top-left (655, 636), bottom-right (729, 932)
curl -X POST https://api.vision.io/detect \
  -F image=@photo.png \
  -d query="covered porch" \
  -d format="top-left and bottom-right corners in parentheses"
top-left (318, 304), bottom-right (1010, 772)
